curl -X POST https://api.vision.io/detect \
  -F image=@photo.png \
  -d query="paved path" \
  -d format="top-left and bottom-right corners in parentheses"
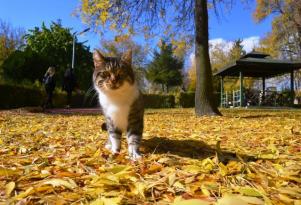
top-left (44, 107), bottom-right (102, 115)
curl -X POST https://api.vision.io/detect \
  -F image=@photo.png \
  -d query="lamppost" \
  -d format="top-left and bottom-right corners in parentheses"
top-left (71, 28), bottom-right (90, 70)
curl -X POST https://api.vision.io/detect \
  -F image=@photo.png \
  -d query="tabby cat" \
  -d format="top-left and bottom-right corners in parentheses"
top-left (93, 49), bottom-right (144, 160)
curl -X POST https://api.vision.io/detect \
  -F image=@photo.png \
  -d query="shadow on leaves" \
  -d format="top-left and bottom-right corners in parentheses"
top-left (141, 136), bottom-right (256, 163)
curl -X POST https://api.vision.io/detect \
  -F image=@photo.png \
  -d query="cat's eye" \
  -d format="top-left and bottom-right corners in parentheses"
top-left (117, 70), bottom-right (125, 77)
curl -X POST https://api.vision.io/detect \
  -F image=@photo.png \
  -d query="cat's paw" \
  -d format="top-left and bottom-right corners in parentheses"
top-left (104, 143), bottom-right (112, 150)
top-left (130, 151), bottom-right (142, 161)
top-left (128, 145), bottom-right (142, 161)
top-left (104, 143), bottom-right (120, 155)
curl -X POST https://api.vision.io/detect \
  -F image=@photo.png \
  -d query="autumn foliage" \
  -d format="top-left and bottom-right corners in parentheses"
top-left (0, 109), bottom-right (301, 204)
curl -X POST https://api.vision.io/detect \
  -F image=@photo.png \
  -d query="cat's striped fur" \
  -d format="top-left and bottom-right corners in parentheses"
top-left (93, 50), bottom-right (144, 160)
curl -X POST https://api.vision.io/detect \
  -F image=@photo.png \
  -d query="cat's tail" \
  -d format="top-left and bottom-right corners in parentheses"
top-left (101, 122), bottom-right (107, 131)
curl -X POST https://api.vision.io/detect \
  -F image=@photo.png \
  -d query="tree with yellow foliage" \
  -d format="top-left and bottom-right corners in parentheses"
top-left (188, 39), bottom-right (246, 92)
top-left (79, 0), bottom-right (222, 116)
top-left (254, 0), bottom-right (301, 59)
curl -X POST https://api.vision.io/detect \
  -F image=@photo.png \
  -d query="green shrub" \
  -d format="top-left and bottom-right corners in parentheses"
top-left (177, 92), bottom-right (195, 108)
top-left (0, 84), bottom-right (44, 108)
top-left (176, 92), bottom-right (220, 108)
top-left (0, 84), bottom-right (176, 109)
top-left (0, 84), bottom-right (97, 109)
top-left (143, 94), bottom-right (175, 108)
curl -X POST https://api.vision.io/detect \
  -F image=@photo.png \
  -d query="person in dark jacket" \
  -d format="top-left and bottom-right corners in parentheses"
top-left (62, 68), bottom-right (77, 108)
top-left (43, 67), bottom-right (56, 109)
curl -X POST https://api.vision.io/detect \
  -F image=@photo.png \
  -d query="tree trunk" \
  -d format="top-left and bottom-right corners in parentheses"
top-left (194, 0), bottom-right (221, 116)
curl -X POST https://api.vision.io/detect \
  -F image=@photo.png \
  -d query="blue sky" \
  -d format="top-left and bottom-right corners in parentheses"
top-left (0, 0), bottom-right (274, 52)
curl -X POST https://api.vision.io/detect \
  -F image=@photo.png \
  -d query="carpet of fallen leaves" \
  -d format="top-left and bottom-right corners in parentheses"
top-left (0, 108), bottom-right (301, 205)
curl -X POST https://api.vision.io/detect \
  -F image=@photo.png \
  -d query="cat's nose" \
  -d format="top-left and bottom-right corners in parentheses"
top-left (110, 76), bottom-right (117, 83)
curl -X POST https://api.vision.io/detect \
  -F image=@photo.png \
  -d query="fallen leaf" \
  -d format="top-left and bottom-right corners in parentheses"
top-left (5, 181), bottom-right (15, 197)
top-left (42, 178), bottom-right (77, 189)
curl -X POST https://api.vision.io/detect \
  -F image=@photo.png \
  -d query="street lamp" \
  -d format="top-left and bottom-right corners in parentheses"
top-left (72, 28), bottom-right (90, 70)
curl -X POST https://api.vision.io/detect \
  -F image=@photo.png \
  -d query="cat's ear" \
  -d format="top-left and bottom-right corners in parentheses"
top-left (121, 49), bottom-right (132, 65)
top-left (93, 50), bottom-right (105, 68)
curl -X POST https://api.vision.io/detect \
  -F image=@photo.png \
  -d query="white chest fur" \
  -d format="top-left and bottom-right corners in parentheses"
top-left (96, 82), bottom-right (139, 132)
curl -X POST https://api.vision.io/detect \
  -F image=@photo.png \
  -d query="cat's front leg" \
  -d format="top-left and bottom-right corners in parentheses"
top-left (107, 131), bottom-right (121, 154)
top-left (104, 117), bottom-right (121, 154)
top-left (127, 133), bottom-right (142, 160)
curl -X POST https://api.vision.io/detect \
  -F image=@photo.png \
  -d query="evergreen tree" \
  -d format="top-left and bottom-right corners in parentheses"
top-left (146, 41), bottom-right (183, 92)
top-left (229, 39), bottom-right (246, 62)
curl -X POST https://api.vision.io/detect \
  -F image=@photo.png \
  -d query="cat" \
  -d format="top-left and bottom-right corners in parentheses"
top-left (93, 49), bottom-right (144, 160)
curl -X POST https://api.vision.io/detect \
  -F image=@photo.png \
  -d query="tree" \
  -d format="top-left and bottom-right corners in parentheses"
top-left (0, 20), bottom-right (25, 73)
top-left (79, 0), bottom-right (223, 116)
top-left (228, 39), bottom-right (246, 61)
top-left (100, 36), bottom-right (148, 89)
top-left (25, 21), bottom-right (93, 89)
top-left (255, 33), bottom-right (280, 58)
top-left (254, 0), bottom-right (301, 59)
top-left (188, 39), bottom-right (246, 92)
top-left (146, 41), bottom-right (183, 92)
top-left (2, 48), bottom-right (48, 82)
top-left (254, 0), bottom-right (301, 94)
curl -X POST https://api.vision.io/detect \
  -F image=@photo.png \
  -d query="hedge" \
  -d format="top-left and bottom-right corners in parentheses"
top-left (0, 84), bottom-right (176, 109)
top-left (176, 92), bottom-right (195, 108)
top-left (143, 94), bottom-right (175, 108)
top-left (0, 84), bottom-right (97, 109)
top-left (176, 92), bottom-right (220, 108)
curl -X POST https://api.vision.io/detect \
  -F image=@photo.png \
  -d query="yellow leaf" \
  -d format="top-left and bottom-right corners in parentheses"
top-left (42, 178), bottom-right (77, 189)
top-left (217, 195), bottom-right (264, 205)
top-left (5, 181), bottom-right (15, 197)
top-left (278, 194), bottom-right (294, 204)
top-left (183, 165), bottom-right (203, 174)
top-left (257, 153), bottom-right (277, 159)
top-left (294, 200), bottom-right (301, 205)
top-left (201, 185), bottom-right (211, 197)
top-left (0, 168), bottom-right (19, 176)
top-left (219, 162), bottom-right (228, 176)
top-left (172, 196), bottom-right (212, 205)
top-left (200, 158), bottom-right (214, 173)
top-left (14, 187), bottom-right (34, 200)
top-left (89, 198), bottom-right (104, 205)
top-left (173, 181), bottom-right (185, 190)
top-left (89, 197), bottom-right (121, 205)
top-left (238, 187), bottom-right (262, 197)
top-left (129, 182), bottom-right (146, 198)
top-left (278, 187), bottom-right (301, 198)
top-left (169, 173), bottom-right (177, 186)
top-left (106, 165), bottom-right (132, 174)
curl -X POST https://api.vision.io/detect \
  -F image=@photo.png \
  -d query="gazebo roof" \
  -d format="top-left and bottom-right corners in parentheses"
top-left (214, 52), bottom-right (301, 78)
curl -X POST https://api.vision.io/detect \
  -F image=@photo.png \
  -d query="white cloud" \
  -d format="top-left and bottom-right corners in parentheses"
top-left (209, 38), bottom-right (233, 52)
top-left (187, 36), bottom-right (260, 69)
top-left (241, 36), bottom-right (260, 53)
top-left (209, 36), bottom-right (260, 53)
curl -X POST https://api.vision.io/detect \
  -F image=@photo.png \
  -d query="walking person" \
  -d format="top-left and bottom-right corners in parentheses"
top-left (43, 66), bottom-right (56, 109)
top-left (62, 68), bottom-right (77, 108)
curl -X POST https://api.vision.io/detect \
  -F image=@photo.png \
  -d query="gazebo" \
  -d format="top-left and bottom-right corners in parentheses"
top-left (214, 52), bottom-right (301, 107)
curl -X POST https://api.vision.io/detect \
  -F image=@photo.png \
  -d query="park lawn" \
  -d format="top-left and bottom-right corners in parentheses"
top-left (0, 108), bottom-right (300, 205)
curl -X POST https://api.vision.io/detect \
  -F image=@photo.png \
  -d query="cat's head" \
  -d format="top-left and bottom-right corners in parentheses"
top-left (93, 49), bottom-right (135, 91)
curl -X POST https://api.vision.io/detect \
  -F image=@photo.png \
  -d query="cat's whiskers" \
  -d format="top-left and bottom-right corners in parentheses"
top-left (83, 86), bottom-right (97, 106)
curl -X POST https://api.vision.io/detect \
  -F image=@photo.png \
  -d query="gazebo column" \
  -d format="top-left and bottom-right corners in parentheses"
top-left (262, 76), bottom-right (265, 105)
top-left (239, 71), bottom-right (244, 107)
top-left (220, 76), bottom-right (224, 107)
top-left (290, 70), bottom-right (295, 106)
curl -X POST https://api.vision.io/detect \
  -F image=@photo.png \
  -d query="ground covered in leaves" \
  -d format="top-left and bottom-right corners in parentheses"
top-left (0, 108), bottom-right (301, 205)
